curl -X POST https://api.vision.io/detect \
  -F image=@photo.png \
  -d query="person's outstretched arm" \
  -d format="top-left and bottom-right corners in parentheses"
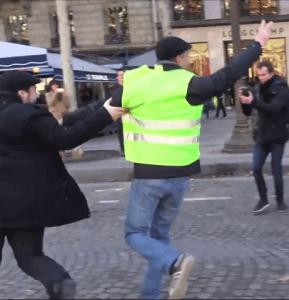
top-left (25, 100), bottom-right (126, 150)
top-left (187, 20), bottom-right (273, 105)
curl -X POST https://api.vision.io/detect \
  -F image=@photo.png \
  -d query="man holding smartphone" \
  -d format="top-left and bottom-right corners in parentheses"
top-left (239, 61), bottom-right (289, 214)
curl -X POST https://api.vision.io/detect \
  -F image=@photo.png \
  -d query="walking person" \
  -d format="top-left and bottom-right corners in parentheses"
top-left (215, 94), bottom-right (227, 117)
top-left (239, 60), bottom-right (289, 214)
top-left (112, 20), bottom-right (273, 299)
top-left (0, 70), bottom-right (125, 299)
top-left (203, 98), bottom-right (213, 119)
top-left (45, 79), bottom-right (61, 107)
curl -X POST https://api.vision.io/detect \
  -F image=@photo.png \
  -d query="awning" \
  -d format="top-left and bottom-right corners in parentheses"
top-left (127, 49), bottom-right (157, 68)
top-left (0, 41), bottom-right (48, 71)
top-left (0, 42), bottom-right (117, 82)
top-left (46, 52), bottom-right (117, 82)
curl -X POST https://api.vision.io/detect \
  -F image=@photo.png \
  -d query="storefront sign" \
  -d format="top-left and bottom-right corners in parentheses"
top-left (86, 74), bottom-right (109, 81)
top-left (222, 27), bottom-right (285, 38)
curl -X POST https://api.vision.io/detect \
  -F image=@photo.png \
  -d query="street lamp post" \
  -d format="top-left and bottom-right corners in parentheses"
top-left (222, 0), bottom-right (253, 153)
top-left (56, 0), bottom-right (77, 111)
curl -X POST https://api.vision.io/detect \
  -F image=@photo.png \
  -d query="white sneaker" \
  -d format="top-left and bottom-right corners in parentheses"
top-left (169, 254), bottom-right (194, 299)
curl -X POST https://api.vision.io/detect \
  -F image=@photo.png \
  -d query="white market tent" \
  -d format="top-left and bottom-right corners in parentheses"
top-left (46, 52), bottom-right (117, 82)
top-left (0, 41), bottom-right (117, 82)
top-left (0, 41), bottom-right (48, 71)
top-left (127, 49), bottom-right (157, 68)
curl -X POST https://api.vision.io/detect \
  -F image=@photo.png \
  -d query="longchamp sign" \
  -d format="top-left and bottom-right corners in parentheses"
top-left (222, 27), bottom-right (285, 38)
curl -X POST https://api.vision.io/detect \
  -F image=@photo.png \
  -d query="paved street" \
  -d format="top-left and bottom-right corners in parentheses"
top-left (1, 176), bottom-right (289, 299)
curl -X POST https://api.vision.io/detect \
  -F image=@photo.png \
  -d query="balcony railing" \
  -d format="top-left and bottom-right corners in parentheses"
top-left (104, 33), bottom-right (130, 45)
top-left (51, 36), bottom-right (76, 48)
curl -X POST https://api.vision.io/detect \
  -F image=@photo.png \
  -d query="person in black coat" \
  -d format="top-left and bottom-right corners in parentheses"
top-left (239, 61), bottom-right (289, 214)
top-left (215, 94), bottom-right (227, 117)
top-left (0, 71), bottom-right (125, 299)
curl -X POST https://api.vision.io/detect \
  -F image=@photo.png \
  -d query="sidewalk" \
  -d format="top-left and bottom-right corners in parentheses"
top-left (66, 109), bottom-right (289, 183)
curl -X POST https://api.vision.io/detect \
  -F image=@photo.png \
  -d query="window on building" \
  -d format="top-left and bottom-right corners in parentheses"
top-left (188, 42), bottom-right (210, 75)
top-left (172, 0), bottom-right (203, 21)
top-left (224, 38), bottom-right (286, 78)
top-left (104, 6), bottom-right (130, 45)
top-left (223, 0), bottom-right (278, 18)
top-left (50, 10), bottom-right (76, 48)
top-left (6, 14), bottom-right (29, 44)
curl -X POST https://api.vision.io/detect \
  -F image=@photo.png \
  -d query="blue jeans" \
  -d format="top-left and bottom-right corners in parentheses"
top-left (125, 177), bottom-right (189, 299)
top-left (252, 143), bottom-right (285, 202)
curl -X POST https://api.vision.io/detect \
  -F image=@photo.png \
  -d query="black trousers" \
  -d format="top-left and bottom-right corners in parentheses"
top-left (215, 102), bottom-right (227, 117)
top-left (0, 228), bottom-right (71, 296)
top-left (252, 143), bottom-right (285, 202)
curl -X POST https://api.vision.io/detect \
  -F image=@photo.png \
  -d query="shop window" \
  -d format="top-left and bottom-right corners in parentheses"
top-left (188, 42), bottom-right (210, 76)
top-left (172, 0), bottom-right (203, 21)
top-left (261, 38), bottom-right (287, 78)
top-left (50, 10), bottom-right (76, 48)
top-left (224, 38), bottom-right (286, 79)
top-left (104, 6), bottom-right (130, 45)
top-left (223, 0), bottom-right (278, 18)
top-left (6, 14), bottom-right (29, 45)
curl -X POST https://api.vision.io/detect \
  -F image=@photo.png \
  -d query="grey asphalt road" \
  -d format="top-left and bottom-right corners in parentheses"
top-left (1, 176), bottom-right (289, 299)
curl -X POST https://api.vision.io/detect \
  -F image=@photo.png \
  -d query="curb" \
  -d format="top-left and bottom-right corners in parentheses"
top-left (68, 161), bottom-right (289, 183)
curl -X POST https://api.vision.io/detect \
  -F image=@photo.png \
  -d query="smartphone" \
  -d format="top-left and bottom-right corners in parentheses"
top-left (240, 87), bottom-right (250, 97)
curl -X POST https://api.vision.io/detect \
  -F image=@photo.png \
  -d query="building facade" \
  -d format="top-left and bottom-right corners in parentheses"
top-left (170, 0), bottom-right (289, 81)
top-left (0, 0), bottom-right (289, 80)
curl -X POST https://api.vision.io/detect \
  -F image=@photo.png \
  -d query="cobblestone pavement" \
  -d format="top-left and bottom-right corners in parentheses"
top-left (2, 176), bottom-right (289, 299)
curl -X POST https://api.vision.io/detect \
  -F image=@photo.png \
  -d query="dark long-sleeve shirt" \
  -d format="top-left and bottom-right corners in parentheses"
top-left (114, 42), bottom-right (263, 179)
top-left (241, 75), bottom-right (289, 144)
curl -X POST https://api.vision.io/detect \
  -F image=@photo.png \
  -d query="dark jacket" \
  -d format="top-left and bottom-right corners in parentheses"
top-left (241, 75), bottom-right (289, 144)
top-left (0, 92), bottom-right (112, 228)
top-left (111, 41), bottom-right (263, 179)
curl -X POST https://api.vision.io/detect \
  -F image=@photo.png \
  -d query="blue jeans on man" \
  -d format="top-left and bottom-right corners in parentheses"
top-left (125, 177), bottom-right (189, 299)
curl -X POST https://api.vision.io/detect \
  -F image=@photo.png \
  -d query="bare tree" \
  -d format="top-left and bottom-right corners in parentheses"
top-left (55, 0), bottom-right (77, 111)
top-left (222, 0), bottom-right (253, 153)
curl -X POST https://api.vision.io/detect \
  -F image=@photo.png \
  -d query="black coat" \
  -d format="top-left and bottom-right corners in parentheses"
top-left (0, 92), bottom-right (112, 228)
top-left (242, 75), bottom-right (289, 144)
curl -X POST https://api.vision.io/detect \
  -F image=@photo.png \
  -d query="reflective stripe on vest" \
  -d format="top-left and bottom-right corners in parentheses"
top-left (122, 114), bottom-right (200, 130)
top-left (124, 132), bottom-right (199, 145)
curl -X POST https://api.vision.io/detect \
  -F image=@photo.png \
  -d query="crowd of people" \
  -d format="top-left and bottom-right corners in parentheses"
top-left (0, 20), bottom-right (286, 300)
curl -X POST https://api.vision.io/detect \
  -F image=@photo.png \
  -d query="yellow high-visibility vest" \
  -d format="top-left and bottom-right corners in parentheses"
top-left (122, 65), bottom-right (203, 166)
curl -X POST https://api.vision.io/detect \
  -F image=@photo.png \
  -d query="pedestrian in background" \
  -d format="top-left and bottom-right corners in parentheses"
top-left (0, 71), bottom-right (125, 299)
top-left (45, 79), bottom-right (61, 107)
top-left (215, 94), bottom-right (227, 118)
top-left (48, 88), bottom-right (70, 121)
top-left (203, 97), bottom-right (214, 119)
top-left (112, 20), bottom-right (273, 300)
top-left (239, 60), bottom-right (289, 214)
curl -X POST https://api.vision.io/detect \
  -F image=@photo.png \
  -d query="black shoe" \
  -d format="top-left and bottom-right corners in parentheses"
top-left (253, 200), bottom-right (270, 214)
top-left (277, 202), bottom-right (288, 212)
top-left (169, 254), bottom-right (194, 299)
top-left (49, 278), bottom-right (76, 299)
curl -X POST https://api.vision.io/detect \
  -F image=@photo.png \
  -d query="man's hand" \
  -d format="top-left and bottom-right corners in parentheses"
top-left (103, 98), bottom-right (127, 121)
top-left (238, 88), bottom-right (254, 105)
top-left (255, 20), bottom-right (274, 47)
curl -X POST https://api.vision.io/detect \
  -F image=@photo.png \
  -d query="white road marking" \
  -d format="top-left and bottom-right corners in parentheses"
top-left (95, 188), bottom-right (124, 192)
top-left (98, 200), bottom-right (120, 204)
top-left (184, 196), bottom-right (232, 201)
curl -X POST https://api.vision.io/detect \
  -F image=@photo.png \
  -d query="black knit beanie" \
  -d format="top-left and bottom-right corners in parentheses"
top-left (156, 36), bottom-right (192, 60)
